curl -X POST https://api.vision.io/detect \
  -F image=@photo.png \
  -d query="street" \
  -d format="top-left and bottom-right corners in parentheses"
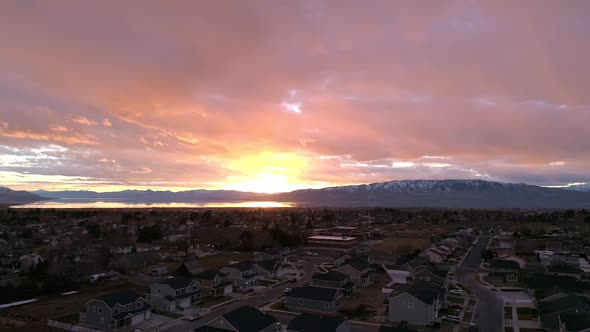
top-left (455, 235), bottom-right (504, 332)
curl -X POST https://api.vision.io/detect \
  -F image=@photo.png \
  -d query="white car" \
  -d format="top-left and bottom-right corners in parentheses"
top-left (181, 313), bottom-right (201, 321)
top-left (450, 289), bottom-right (464, 296)
top-left (283, 287), bottom-right (292, 293)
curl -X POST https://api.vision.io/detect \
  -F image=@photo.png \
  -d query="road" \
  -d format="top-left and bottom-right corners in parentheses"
top-left (455, 235), bottom-right (504, 332)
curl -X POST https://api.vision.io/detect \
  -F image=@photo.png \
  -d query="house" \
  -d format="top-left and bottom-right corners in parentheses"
top-left (489, 259), bottom-right (520, 283)
top-left (287, 313), bottom-right (350, 332)
top-left (385, 281), bottom-right (445, 326)
top-left (193, 269), bottom-right (233, 298)
top-left (545, 263), bottom-right (583, 279)
top-left (419, 248), bottom-right (447, 263)
top-left (410, 265), bottom-right (448, 287)
top-left (19, 253), bottom-right (43, 272)
top-left (334, 254), bottom-right (371, 268)
top-left (176, 259), bottom-right (204, 276)
top-left (194, 305), bottom-right (277, 332)
top-left (312, 271), bottom-right (355, 296)
top-left (284, 285), bottom-right (344, 313)
top-left (253, 247), bottom-right (290, 261)
top-left (220, 260), bottom-right (259, 289)
top-left (538, 294), bottom-right (590, 330)
top-left (336, 258), bottom-right (372, 287)
top-left (148, 276), bottom-right (200, 312)
top-left (257, 259), bottom-right (287, 279)
top-left (80, 290), bottom-right (152, 331)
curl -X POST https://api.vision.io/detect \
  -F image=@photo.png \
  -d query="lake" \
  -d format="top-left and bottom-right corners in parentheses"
top-left (12, 199), bottom-right (295, 209)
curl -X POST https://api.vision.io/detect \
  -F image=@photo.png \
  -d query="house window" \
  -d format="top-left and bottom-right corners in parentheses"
top-left (299, 300), bottom-right (304, 305)
top-left (176, 290), bottom-right (181, 296)
top-left (424, 276), bottom-right (430, 281)
top-left (80, 313), bottom-right (86, 322)
top-left (126, 304), bottom-right (132, 311)
top-left (402, 303), bottom-right (406, 308)
top-left (324, 281), bottom-right (328, 286)
top-left (137, 302), bottom-right (142, 309)
top-left (92, 305), bottom-right (97, 313)
top-left (407, 302), bottom-right (414, 308)
top-left (113, 308), bottom-right (119, 315)
top-left (324, 303), bottom-right (329, 309)
top-left (361, 278), bottom-right (366, 284)
top-left (97, 307), bottom-right (103, 314)
top-left (181, 288), bottom-right (186, 294)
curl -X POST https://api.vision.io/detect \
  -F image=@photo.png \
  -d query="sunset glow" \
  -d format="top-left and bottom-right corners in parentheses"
top-left (1, 1), bottom-right (589, 192)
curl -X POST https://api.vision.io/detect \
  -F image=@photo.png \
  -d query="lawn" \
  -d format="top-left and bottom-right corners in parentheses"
top-left (447, 296), bottom-right (464, 304)
top-left (504, 306), bottom-right (513, 320)
top-left (456, 283), bottom-right (472, 294)
top-left (153, 310), bottom-right (182, 319)
top-left (516, 307), bottom-right (538, 320)
top-left (463, 311), bottom-right (472, 322)
top-left (256, 279), bottom-right (278, 287)
top-left (53, 312), bottom-right (79, 324)
top-left (196, 253), bottom-right (253, 269)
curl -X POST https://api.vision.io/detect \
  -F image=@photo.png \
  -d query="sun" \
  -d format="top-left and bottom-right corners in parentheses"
top-left (223, 152), bottom-right (312, 193)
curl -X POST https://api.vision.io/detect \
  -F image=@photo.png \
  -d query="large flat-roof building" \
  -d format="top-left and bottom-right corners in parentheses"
top-left (307, 235), bottom-right (358, 249)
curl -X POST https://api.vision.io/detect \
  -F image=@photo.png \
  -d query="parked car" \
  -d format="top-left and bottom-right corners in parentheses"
top-left (302, 281), bottom-right (309, 286)
top-left (442, 315), bottom-right (460, 323)
top-left (289, 278), bottom-right (297, 283)
top-left (450, 289), bottom-right (464, 296)
top-left (449, 303), bottom-right (463, 310)
top-left (275, 322), bottom-right (282, 331)
top-left (283, 287), bottom-right (292, 293)
top-left (182, 313), bottom-right (201, 321)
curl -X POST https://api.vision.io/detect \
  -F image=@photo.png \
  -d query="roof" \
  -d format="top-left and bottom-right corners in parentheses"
top-left (262, 248), bottom-right (280, 256)
top-left (221, 305), bottom-right (277, 332)
top-left (256, 260), bottom-right (280, 271)
top-left (95, 290), bottom-right (142, 307)
top-left (285, 286), bottom-right (341, 302)
top-left (379, 325), bottom-right (418, 332)
top-left (157, 276), bottom-right (195, 290)
top-left (226, 260), bottom-right (257, 272)
top-left (341, 258), bottom-right (369, 272)
top-left (559, 310), bottom-right (590, 332)
top-left (287, 313), bottom-right (347, 332)
top-left (194, 327), bottom-right (233, 332)
top-left (406, 281), bottom-right (445, 304)
top-left (538, 294), bottom-right (590, 317)
top-left (312, 271), bottom-right (350, 282)
top-left (194, 269), bottom-right (227, 280)
top-left (491, 259), bottom-right (520, 270)
top-left (182, 260), bottom-right (203, 273)
top-left (548, 263), bottom-right (582, 274)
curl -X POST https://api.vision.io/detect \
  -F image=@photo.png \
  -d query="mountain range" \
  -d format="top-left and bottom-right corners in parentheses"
top-left (1, 179), bottom-right (589, 208)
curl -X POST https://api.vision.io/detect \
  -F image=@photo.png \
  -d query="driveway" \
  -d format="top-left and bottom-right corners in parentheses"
top-left (455, 236), bottom-right (504, 332)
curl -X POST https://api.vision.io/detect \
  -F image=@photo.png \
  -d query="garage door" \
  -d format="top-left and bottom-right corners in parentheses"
top-left (224, 285), bottom-right (232, 295)
top-left (131, 313), bottom-right (145, 325)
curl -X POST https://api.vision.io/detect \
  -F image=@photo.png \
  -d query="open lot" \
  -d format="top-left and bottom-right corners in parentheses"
top-left (194, 253), bottom-right (253, 269)
top-left (371, 237), bottom-right (431, 254)
top-left (0, 280), bottom-right (145, 323)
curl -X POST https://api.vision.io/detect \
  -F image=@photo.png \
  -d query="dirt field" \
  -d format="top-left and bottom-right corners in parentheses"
top-left (195, 253), bottom-right (253, 269)
top-left (0, 279), bottom-right (145, 325)
top-left (371, 237), bottom-right (431, 254)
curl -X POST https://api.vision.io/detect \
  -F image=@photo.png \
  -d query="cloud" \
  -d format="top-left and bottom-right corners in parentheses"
top-left (0, 1), bottom-right (589, 190)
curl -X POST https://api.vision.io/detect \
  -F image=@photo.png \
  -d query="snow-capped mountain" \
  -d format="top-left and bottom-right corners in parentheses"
top-left (275, 179), bottom-right (590, 208)
top-left (563, 183), bottom-right (590, 192)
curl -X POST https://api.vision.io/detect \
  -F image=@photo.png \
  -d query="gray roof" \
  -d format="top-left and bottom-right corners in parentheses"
top-left (157, 276), bottom-right (195, 290)
top-left (491, 259), bottom-right (520, 270)
top-left (221, 305), bottom-right (277, 332)
top-left (227, 260), bottom-right (257, 272)
top-left (194, 269), bottom-right (227, 280)
top-left (285, 286), bottom-right (340, 302)
top-left (312, 271), bottom-right (350, 282)
top-left (95, 290), bottom-right (142, 308)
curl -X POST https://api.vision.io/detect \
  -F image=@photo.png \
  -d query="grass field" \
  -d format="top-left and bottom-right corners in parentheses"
top-left (372, 237), bottom-right (431, 254)
top-left (195, 253), bottom-right (253, 269)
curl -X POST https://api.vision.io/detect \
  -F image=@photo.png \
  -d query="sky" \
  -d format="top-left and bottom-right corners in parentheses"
top-left (1, 1), bottom-right (590, 193)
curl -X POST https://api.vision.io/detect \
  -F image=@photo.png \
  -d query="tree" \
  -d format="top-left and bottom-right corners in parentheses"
top-left (86, 223), bottom-right (100, 238)
top-left (138, 224), bottom-right (162, 242)
top-left (239, 231), bottom-right (254, 251)
top-left (481, 249), bottom-right (495, 262)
